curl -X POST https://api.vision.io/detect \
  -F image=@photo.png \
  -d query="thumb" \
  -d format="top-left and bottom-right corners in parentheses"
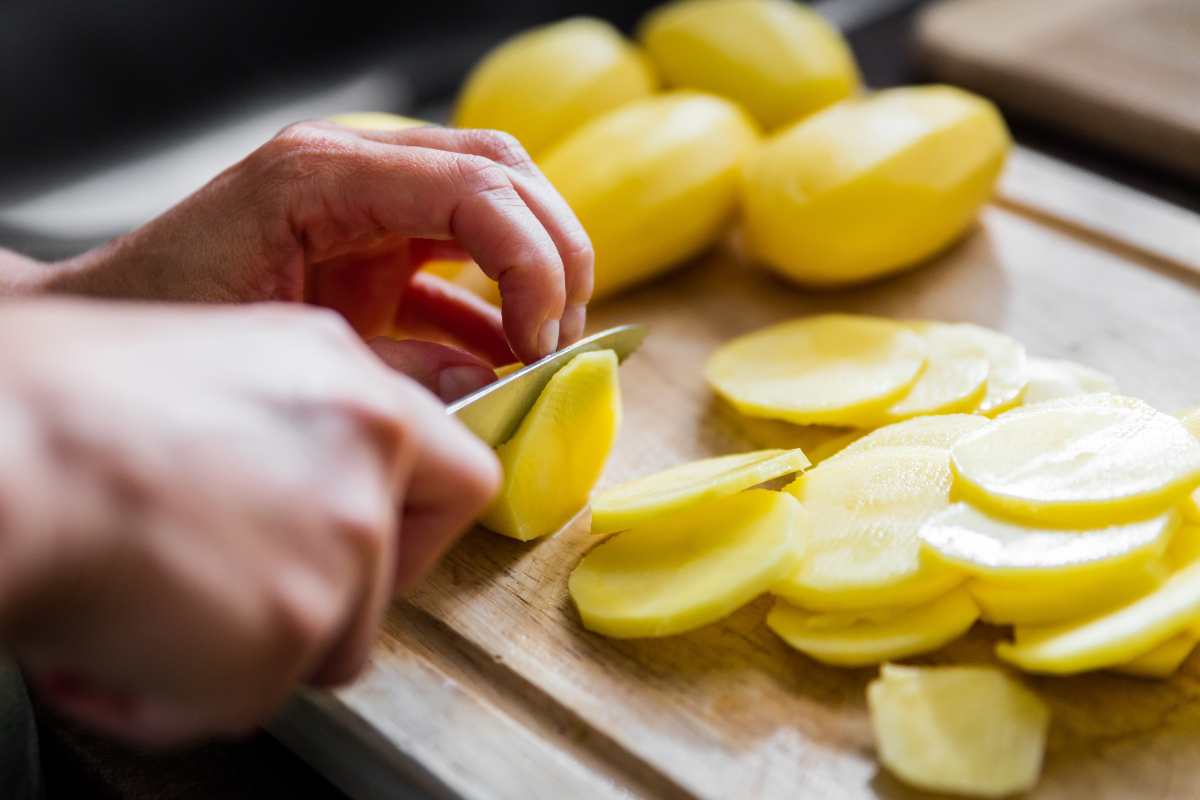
top-left (368, 339), bottom-right (497, 403)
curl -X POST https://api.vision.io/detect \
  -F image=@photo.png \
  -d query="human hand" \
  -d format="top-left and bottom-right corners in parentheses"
top-left (0, 299), bottom-right (499, 744)
top-left (46, 121), bottom-right (594, 369)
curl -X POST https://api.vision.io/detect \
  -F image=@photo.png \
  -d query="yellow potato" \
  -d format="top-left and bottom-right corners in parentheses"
top-left (776, 446), bottom-right (963, 610)
top-left (829, 413), bottom-right (987, 463)
top-left (875, 322), bottom-right (989, 422)
top-left (540, 92), bottom-right (759, 299)
top-left (705, 315), bottom-right (927, 426)
top-left (1113, 629), bottom-right (1199, 679)
top-left (454, 18), bottom-right (657, 156)
top-left (638, 0), bottom-right (859, 129)
top-left (998, 528), bottom-right (1200, 674)
top-left (1022, 356), bottom-right (1119, 405)
top-left (726, 414), bottom-right (863, 463)
top-left (327, 111), bottom-right (426, 130)
top-left (968, 561), bottom-right (1166, 626)
top-left (952, 394), bottom-right (1200, 525)
top-left (590, 448), bottom-right (809, 535)
top-left (920, 502), bottom-right (1176, 579)
top-left (940, 324), bottom-right (1027, 415)
top-left (868, 665), bottom-right (1049, 798)
top-left (741, 85), bottom-right (1010, 287)
top-left (494, 362), bottom-right (523, 378)
top-left (481, 351), bottom-right (620, 540)
top-left (569, 489), bottom-right (804, 637)
top-left (767, 588), bottom-right (978, 667)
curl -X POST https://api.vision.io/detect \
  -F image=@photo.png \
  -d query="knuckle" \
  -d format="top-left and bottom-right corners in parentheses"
top-left (255, 121), bottom-right (343, 184)
top-left (454, 155), bottom-right (511, 196)
top-left (470, 129), bottom-right (533, 170)
top-left (268, 569), bottom-right (343, 656)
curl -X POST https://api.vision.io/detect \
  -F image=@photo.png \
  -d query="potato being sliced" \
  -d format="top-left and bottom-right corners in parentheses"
top-left (590, 448), bottom-right (810, 535)
top-left (481, 351), bottom-right (620, 541)
top-left (952, 394), bottom-right (1200, 526)
top-left (705, 315), bottom-right (927, 426)
top-left (569, 489), bottom-right (804, 637)
top-left (767, 588), bottom-right (978, 666)
top-left (827, 413), bottom-right (987, 463)
top-left (876, 322), bottom-right (990, 422)
top-left (1113, 630), bottom-right (1199, 679)
top-left (998, 528), bottom-right (1200, 673)
top-left (968, 560), bottom-right (1166, 625)
top-left (775, 446), bottom-right (963, 609)
top-left (868, 665), bottom-right (1049, 798)
top-left (1022, 356), bottom-right (1119, 404)
top-left (920, 502), bottom-right (1176, 579)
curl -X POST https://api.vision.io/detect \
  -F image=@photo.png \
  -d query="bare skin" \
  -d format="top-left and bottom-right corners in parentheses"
top-left (0, 121), bottom-right (593, 745)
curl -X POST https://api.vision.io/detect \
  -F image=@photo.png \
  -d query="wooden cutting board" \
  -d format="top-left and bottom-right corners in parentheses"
top-left (917, 0), bottom-right (1200, 179)
top-left (271, 149), bottom-right (1200, 800)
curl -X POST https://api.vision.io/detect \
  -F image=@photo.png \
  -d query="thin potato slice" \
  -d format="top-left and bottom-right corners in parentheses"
top-left (481, 351), bottom-right (620, 541)
top-left (569, 489), bottom-right (804, 637)
top-left (727, 412), bottom-right (862, 462)
top-left (998, 528), bottom-right (1200, 673)
top-left (705, 315), bottom-right (927, 426)
top-left (952, 395), bottom-right (1200, 525)
top-left (590, 448), bottom-right (810, 535)
top-left (950, 324), bottom-right (1027, 415)
top-left (868, 665), bottom-right (1049, 798)
top-left (1022, 356), bottom-right (1119, 405)
top-left (877, 322), bottom-right (990, 422)
top-left (776, 446), bottom-right (963, 609)
top-left (1180, 406), bottom-right (1200, 523)
top-left (1113, 630), bottom-right (1199, 679)
top-left (969, 560), bottom-right (1166, 625)
top-left (920, 502), bottom-right (1176, 579)
top-left (827, 413), bottom-right (987, 463)
top-left (767, 588), bottom-right (978, 666)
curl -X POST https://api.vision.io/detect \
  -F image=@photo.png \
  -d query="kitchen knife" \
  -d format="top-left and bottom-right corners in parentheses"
top-left (448, 324), bottom-right (648, 447)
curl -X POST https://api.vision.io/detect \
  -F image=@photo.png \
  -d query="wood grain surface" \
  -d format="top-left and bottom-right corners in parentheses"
top-left (272, 148), bottom-right (1200, 800)
top-left (917, 0), bottom-right (1200, 180)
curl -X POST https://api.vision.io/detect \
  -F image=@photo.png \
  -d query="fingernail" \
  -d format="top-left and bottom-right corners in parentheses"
top-left (537, 319), bottom-right (560, 358)
top-left (437, 365), bottom-right (495, 403)
top-left (560, 304), bottom-right (586, 345)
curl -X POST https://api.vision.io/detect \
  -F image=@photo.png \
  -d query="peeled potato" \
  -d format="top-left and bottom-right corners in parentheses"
top-left (327, 112), bottom-right (427, 130)
top-left (590, 448), bottom-right (809, 535)
top-left (454, 18), bottom-right (657, 156)
top-left (875, 322), bottom-right (989, 422)
top-left (741, 85), bottom-right (1010, 287)
top-left (920, 502), bottom-right (1176, 579)
top-left (728, 415), bottom-right (863, 463)
top-left (941, 324), bottom-right (1027, 415)
top-left (998, 528), bottom-right (1200, 673)
top-left (540, 91), bottom-right (759, 299)
top-left (1022, 356), bottom-right (1119, 405)
top-left (481, 351), bottom-right (620, 540)
top-left (968, 561), bottom-right (1166, 626)
top-left (952, 394), bottom-right (1200, 525)
top-left (828, 413), bottom-right (987, 463)
top-left (868, 665), bottom-right (1049, 798)
top-left (569, 489), bottom-right (804, 637)
top-left (705, 315), bottom-right (927, 426)
top-left (767, 588), bottom-right (978, 666)
top-left (776, 446), bottom-right (962, 610)
top-left (638, 0), bottom-right (858, 129)
top-left (1114, 629), bottom-right (1199, 678)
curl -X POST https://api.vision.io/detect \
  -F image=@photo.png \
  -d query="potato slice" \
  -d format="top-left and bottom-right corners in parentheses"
top-left (1179, 406), bottom-right (1200, 523)
top-left (1113, 630), bottom-right (1199, 678)
top-left (868, 665), bottom-right (1049, 798)
top-left (947, 324), bottom-right (1027, 416)
top-left (767, 588), bottom-right (977, 666)
top-left (968, 561), bottom-right (1166, 625)
top-left (775, 446), bottom-right (963, 609)
top-left (952, 394), bottom-right (1200, 525)
top-left (454, 18), bottom-right (657, 157)
top-left (638, 0), bottom-right (859, 129)
top-left (729, 415), bottom-right (863, 463)
top-left (569, 489), bottom-right (804, 637)
top-left (828, 413), bottom-right (987, 462)
top-left (705, 315), bottom-right (927, 426)
top-left (920, 502), bottom-right (1176, 579)
top-left (1022, 356), bottom-right (1119, 404)
top-left (998, 528), bottom-right (1200, 673)
top-left (481, 351), bottom-right (620, 541)
top-left (590, 448), bottom-right (809, 535)
top-left (876, 322), bottom-right (990, 422)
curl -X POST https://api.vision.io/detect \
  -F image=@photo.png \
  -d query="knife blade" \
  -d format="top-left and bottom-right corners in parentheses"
top-left (448, 324), bottom-right (648, 447)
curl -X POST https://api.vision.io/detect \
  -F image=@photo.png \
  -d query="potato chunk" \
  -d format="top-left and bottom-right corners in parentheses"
top-left (590, 448), bottom-right (809, 535)
top-left (767, 588), bottom-right (977, 666)
top-left (569, 490), bottom-right (804, 637)
top-left (705, 315), bottom-right (927, 426)
top-left (952, 394), bottom-right (1200, 525)
top-left (480, 351), bottom-right (620, 541)
top-left (775, 446), bottom-right (962, 609)
top-left (868, 665), bottom-right (1049, 798)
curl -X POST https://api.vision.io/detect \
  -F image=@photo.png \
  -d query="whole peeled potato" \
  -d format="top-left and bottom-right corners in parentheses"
top-left (327, 112), bottom-right (427, 130)
top-left (741, 85), bottom-right (1010, 287)
top-left (455, 18), bottom-right (657, 157)
top-left (639, 0), bottom-right (859, 130)
top-left (540, 91), bottom-right (760, 300)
